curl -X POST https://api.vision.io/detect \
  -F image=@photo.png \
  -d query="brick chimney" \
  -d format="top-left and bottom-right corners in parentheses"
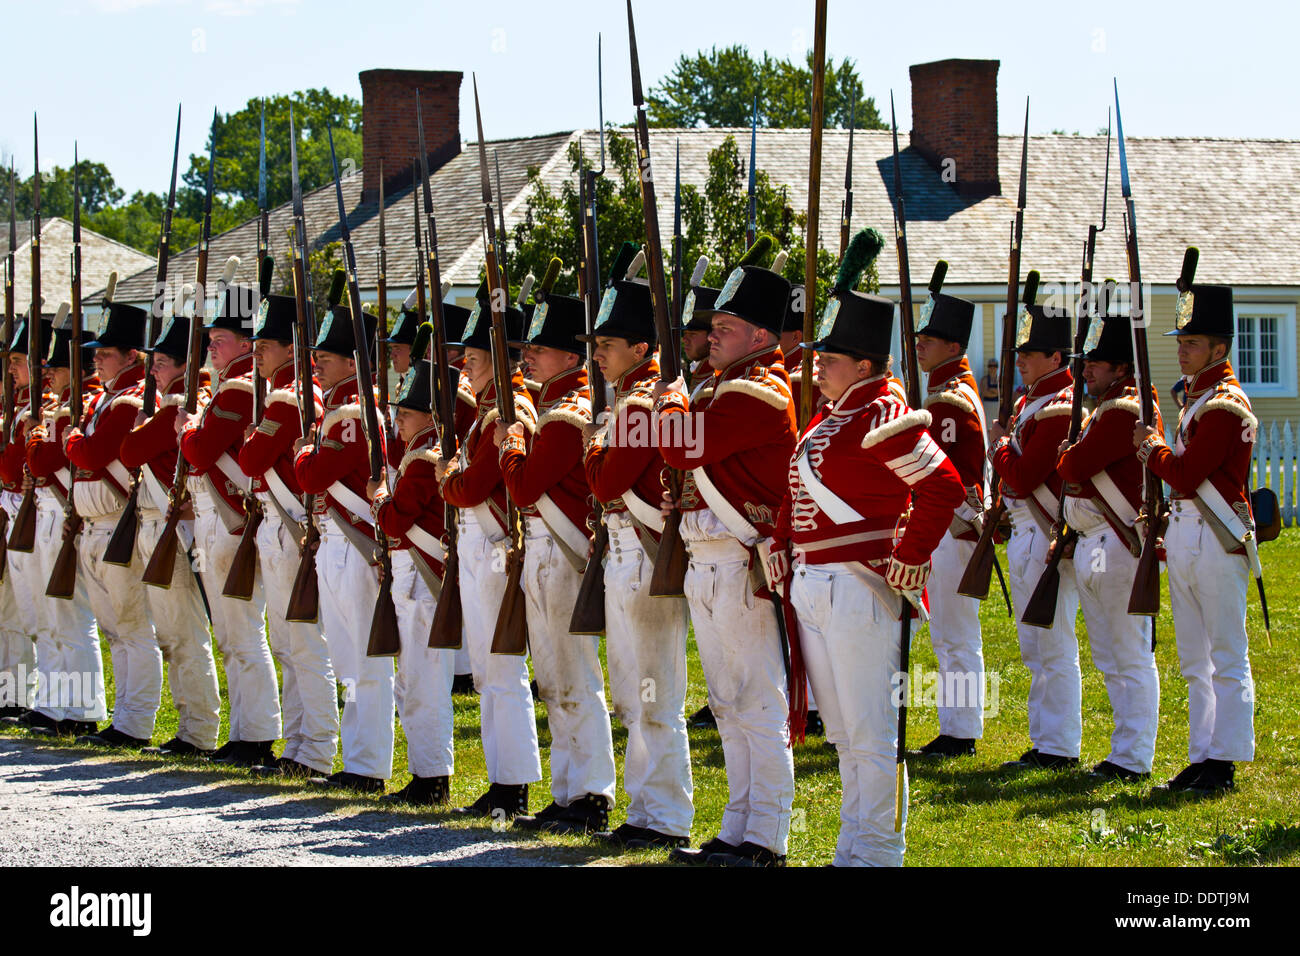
top-left (909, 59), bottom-right (1000, 197)
top-left (359, 69), bottom-right (463, 203)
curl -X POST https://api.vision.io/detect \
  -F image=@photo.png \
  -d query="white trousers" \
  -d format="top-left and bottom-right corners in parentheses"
top-left (34, 493), bottom-right (104, 722)
top-left (80, 513), bottom-right (160, 740)
top-left (791, 562), bottom-right (907, 867)
top-left (137, 511), bottom-right (221, 751)
top-left (391, 550), bottom-right (455, 778)
top-left (1007, 510), bottom-right (1081, 757)
top-left (457, 509), bottom-right (541, 786)
top-left (1, 491), bottom-right (41, 712)
top-left (1166, 500), bottom-right (1255, 763)
top-left (927, 533), bottom-right (986, 739)
top-left (1073, 526), bottom-right (1160, 773)
top-left (682, 531), bottom-right (794, 855)
top-left (604, 514), bottom-right (693, 837)
top-left (258, 510), bottom-right (339, 773)
top-left (318, 516), bottom-right (395, 779)
top-left (190, 483), bottom-right (281, 742)
top-left (522, 518), bottom-right (616, 806)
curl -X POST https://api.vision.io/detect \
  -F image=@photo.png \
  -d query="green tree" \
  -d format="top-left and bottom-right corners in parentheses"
top-left (648, 46), bottom-right (884, 130)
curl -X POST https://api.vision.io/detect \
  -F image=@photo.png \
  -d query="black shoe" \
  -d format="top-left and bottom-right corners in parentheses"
top-left (911, 734), bottom-right (977, 758)
top-left (54, 719), bottom-right (98, 737)
top-left (1002, 748), bottom-right (1078, 771)
top-left (688, 705), bottom-right (717, 729)
top-left (252, 757), bottom-right (324, 779)
top-left (513, 800), bottom-right (568, 831)
top-left (804, 710), bottom-right (825, 737)
top-left (451, 673), bottom-right (476, 695)
top-left (530, 679), bottom-right (541, 701)
top-left (211, 741), bottom-right (276, 767)
top-left (455, 783), bottom-right (529, 820)
top-left (1188, 759), bottom-right (1235, 794)
top-left (75, 725), bottom-right (150, 750)
top-left (1089, 760), bottom-right (1149, 781)
top-left (543, 793), bottom-right (610, 835)
top-left (142, 737), bottom-right (213, 758)
top-left (381, 775), bottom-right (452, 807)
top-left (622, 827), bottom-right (690, 851)
top-left (207, 741), bottom-right (239, 762)
top-left (707, 840), bottom-right (787, 867)
top-left (670, 835), bottom-right (736, 866)
top-left (309, 770), bottom-right (386, 795)
top-left (1157, 761), bottom-right (1208, 792)
top-left (0, 705), bottom-right (31, 721)
top-left (16, 710), bottom-right (59, 732)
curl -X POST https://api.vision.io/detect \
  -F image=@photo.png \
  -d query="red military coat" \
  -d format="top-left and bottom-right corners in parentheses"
top-left (989, 365), bottom-right (1073, 530)
top-left (239, 361), bottom-right (320, 500)
top-left (924, 355), bottom-right (988, 542)
top-left (293, 374), bottom-right (384, 543)
top-left (375, 422), bottom-right (448, 575)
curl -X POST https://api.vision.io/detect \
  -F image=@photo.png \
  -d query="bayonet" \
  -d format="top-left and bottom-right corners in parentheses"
top-left (840, 99), bottom-right (855, 257)
top-left (746, 95), bottom-right (758, 248)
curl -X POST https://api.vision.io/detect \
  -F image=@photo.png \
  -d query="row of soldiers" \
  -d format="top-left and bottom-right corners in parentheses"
top-left (0, 231), bottom-right (1260, 867)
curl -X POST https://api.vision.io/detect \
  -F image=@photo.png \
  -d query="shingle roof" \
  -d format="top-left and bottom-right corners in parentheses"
top-left (1, 218), bottom-right (154, 316)
top-left (102, 127), bottom-right (1300, 305)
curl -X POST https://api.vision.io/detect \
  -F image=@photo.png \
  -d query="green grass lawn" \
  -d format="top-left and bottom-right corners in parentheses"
top-left (5, 532), bottom-right (1298, 866)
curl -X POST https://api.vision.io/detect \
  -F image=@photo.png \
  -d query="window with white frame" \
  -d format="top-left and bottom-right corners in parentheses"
top-left (1232, 304), bottom-right (1296, 398)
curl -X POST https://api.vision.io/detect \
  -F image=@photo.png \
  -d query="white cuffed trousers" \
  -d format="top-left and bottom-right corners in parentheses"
top-left (927, 531), bottom-right (986, 739)
top-left (391, 548), bottom-right (455, 778)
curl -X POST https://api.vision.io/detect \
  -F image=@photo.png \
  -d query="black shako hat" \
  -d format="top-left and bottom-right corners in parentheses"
top-left (46, 323), bottom-right (96, 370)
top-left (312, 304), bottom-right (379, 361)
top-left (678, 285), bottom-right (720, 333)
top-left (253, 294), bottom-right (297, 343)
top-left (712, 265), bottom-right (790, 335)
top-left (10, 315), bottom-right (52, 358)
top-left (808, 290), bottom-right (895, 358)
top-left (513, 293), bottom-right (586, 355)
top-left (441, 303), bottom-right (471, 346)
top-left (781, 284), bottom-right (805, 334)
top-left (1013, 303), bottom-right (1073, 354)
top-left (84, 302), bottom-right (147, 351)
top-left (915, 293), bottom-right (976, 349)
top-left (385, 307), bottom-right (420, 347)
top-left (393, 358), bottom-right (434, 414)
top-left (577, 279), bottom-right (656, 345)
top-left (1165, 283), bottom-right (1234, 338)
top-left (1079, 311), bottom-right (1135, 364)
top-left (205, 284), bottom-right (259, 337)
top-left (146, 312), bottom-right (205, 363)
top-left (452, 283), bottom-right (525, 351)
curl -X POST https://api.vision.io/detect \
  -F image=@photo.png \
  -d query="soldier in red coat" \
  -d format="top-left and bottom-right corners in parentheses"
top-left (770, 274), bottom-right (965, 867)
top-left (911, 291), bottom-right (988, 757)
top-left (371, 355), bottom-right (457, 806)
top-left (293, 305), bottom-right (393, 794)
top-left (987, 302), bottom-right (1081, 770)
top-left (1134, 283), bottom-right (1257, 793)
top-left (681, 283), bottom-right (716, 402)
top-left (63, 303), bottom-right (158, 748)
top-left (435, 290), bottom-right (541, 818)
top-left (780, 282), bottom-right (822, 420)
top-left (583, 279), bottom-right (694, 850)
top-left (1057, 309), bottom-right (1161, 780)
top-left (654, 264), bottom-right (797, 867)
top-left (177, 284), bottom-right (281, 766)
top-left (496, 291), bottom-right (616, 834)
top-left (118, 311), bottom-right (221, 757)
top-left (22, 320), bottom-right (101, 735)
top-left (239, 293), bottom-right (338, 779)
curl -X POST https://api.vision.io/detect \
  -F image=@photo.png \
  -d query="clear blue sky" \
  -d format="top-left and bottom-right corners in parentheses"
top-left (2, 0), bottom-right (1293, 194)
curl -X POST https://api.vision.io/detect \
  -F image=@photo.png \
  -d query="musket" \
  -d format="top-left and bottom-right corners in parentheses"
top-left (284, 104), bottom-right (323, 623)
top-left (46, 148), bottom-right (88, 598)
top-left (468, 80), bottom-right (528, 656)
top-left (222, 102), bottom-right (272, 600)
top-left (326, 124), bottom-right (402, 657)
top-left (1114, 83), bottom-right (1166, 619)
top-left (1, 164), bottom-right (15, 575)
top-left (104, 104), bottom-right (182, 566)
top-left (627, 1), bottom-right (689, 598)
top-left (144, 108), bottom-right (222, 588)
top-left (376, 158), bottom-right (389, 415)
top-left (416, 93), bottom-right (465, 651)
top-left (672, 138), bottom-right (683, 364)
top-left (958, 100), bottom-right (1030, 600)
top-left (801, 0), bottom-right (827, 431)
top-left (9, 116), bottom-right (43, 553)
top-left (493, 150), bottom-right (510, 295)
top-left (746, 95), bottom-right (758, 249)
top-left (1023, 117), bottom-right (1112, 628)
top-left (569, 58), bottom-right (612, 635)
top-left (840, 100), bottom-right (855, 258)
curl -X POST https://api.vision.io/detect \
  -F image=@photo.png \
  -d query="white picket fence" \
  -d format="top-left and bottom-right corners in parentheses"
top-left (1252, 420), bottom-right (1298, 526)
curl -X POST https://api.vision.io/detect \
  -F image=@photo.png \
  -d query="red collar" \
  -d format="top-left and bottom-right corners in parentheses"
top-left (927, 354), bottom-right (971, 391)
top-left (476, 368), bottom-right (526, 412)
top-left (1186, 358), bottom-right (1235, 398)
top-left (614, 356), bottom-right (659, 396)
top-left (536, 365), bottom-right (587, 406)
top-left (269, 361), bottom-right (295, 390)
top-left (325, 374), bottom-right (359, 408)
top-left (1026, 365), bottom-right (1072, 399)
top-left (716, 345), bottom-right (782, 383)
top-left (105, 364), bottom-right (146, 394)
top-left (216, 352), bottom-right (255, 385)
top-left (827, 373), bottom-right (891, 416)
top-left (406, 422), bottom-right (439, 452)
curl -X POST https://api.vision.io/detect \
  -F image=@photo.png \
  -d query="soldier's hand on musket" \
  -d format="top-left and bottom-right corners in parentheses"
top-left (760, 537), bottom-right (789, 591)
top-left (293, 426), bottom-right (316, 454)
top-left (581, 410), bottom-right (609, 444)
top-left (243, 423), bottom-right (256, 441)
top-left (62, 425), bottom-right (82, 452)
top-left (492, 421), bottom-right (524, 449)
top-left (659, 487), bottom-right (679, 517)
top-left (366, 475), bottom-right (389, 502)
top-left (434, 456), bottom-right (455, 482)
top-left (174, 410), bottom-right (197, 437)
top-left (1133, 422), bottom-right (1157, 449)
top-left (651, 375), bottom-right (686, 402)
top-left (21, 469), bottom-right (33, 493)
top-left (1057, 440), bottom-right (1071, 458)
top-left (987, 421), bottom-right (1007, 443)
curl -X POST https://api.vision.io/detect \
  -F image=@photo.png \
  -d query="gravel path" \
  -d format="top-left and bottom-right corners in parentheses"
top-left (0, 734), bottom-right (589, 867)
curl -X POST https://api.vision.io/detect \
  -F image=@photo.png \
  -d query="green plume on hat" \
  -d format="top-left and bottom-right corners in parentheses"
top-left (834, 228), bottom-right (884, 294)
top-left (412, 321), bottom-right (433, 361)
top-left (607, 242), bottom-right (639, 287)
top-left (540, 257), bottom-right (563, 296)
top-left (737, 233), bottom-right (775, 268)
top-left (327, 268), bottom-right (346, 307)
